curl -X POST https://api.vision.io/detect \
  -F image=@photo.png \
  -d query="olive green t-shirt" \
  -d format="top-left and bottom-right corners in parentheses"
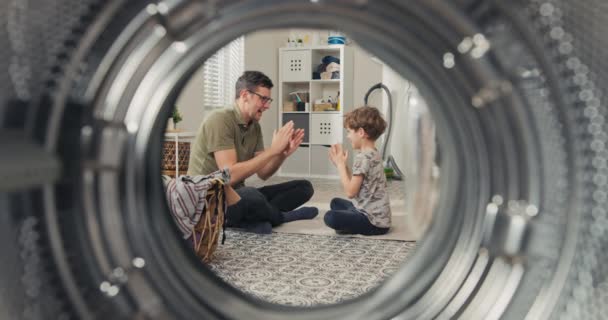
top-left (187, 105), bottom-right (264, 188)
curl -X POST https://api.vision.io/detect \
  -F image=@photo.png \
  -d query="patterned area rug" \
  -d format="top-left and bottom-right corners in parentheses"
top-left (208, 230), bottom-right (416, 306)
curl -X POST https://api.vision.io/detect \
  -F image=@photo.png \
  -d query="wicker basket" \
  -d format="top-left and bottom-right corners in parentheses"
top-left (162, 141), bottom-right (191, 177)
top-left (191, 180), bottom-right (225, 263)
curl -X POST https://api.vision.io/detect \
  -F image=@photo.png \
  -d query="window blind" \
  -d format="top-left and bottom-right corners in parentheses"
top-left (202, 37), bottom-right (244, 109)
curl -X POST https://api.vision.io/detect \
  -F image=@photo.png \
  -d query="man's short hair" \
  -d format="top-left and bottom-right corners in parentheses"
top-left (235, 71), bottom-right (274, 99)
top-left (343, 106), bottom-right (387, 140)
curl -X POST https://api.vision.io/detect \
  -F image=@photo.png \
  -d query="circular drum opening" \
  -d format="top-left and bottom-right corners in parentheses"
top-left (1, 1), bottom-right (607, 320)
top-left (160, 29), bottom-right (440, 307)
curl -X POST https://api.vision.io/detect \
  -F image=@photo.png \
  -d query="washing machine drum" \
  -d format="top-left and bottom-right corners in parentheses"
top-left (0, 1), bottom-right (607, 319)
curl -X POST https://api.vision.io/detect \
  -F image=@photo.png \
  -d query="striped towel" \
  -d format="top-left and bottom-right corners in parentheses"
top-left (162, 169), bottom-right (230, 239)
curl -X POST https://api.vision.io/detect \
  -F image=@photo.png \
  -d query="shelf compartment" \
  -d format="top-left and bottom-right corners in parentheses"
top-left (310, 145), bottom-right (338, 177)
top-left (310, 113), bottom-right (342, 145)
top-left (310, 81), bottom-right (339, 109)
top-left (280, 145), bottom-right (310, 176)
top-left (310, 79), bottom-right (339, 83)
top-left (283, 113), bottom-right (310, 143)
top-left (281, 50), bottom-right (311, 82)
top-left (311, 49), bottom-right (341, 80)
top-left (281, 82), bottom-right (309, 112)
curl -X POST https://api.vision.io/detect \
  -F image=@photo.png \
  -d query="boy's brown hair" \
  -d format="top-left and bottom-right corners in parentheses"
top-left (343, 106), bottom-right (387, 140)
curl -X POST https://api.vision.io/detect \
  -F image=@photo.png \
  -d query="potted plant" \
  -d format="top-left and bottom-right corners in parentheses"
top-left (171, 107), bottom-right (183, 130)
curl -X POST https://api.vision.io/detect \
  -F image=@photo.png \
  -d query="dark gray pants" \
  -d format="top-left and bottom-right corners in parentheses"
top-left (324, 198), bottom-right (389, 235)
top-left (226, 180), bottom-right (314, 227)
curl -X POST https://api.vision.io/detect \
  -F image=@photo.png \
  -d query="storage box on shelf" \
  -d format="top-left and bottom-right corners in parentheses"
top-left (278, 45), bottom-right (353, 178)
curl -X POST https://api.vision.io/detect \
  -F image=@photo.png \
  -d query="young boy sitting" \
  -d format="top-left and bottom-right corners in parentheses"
top-left (325, 106), bottom-right (391, 235)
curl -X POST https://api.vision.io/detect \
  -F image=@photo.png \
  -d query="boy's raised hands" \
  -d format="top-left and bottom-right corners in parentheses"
top-left (328, 143), bottom-right (348, 167)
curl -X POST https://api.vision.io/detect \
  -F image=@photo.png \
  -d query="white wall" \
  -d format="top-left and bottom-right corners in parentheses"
top-left (381, 66), bottom-right (410, 168)
top-left (174, 66), bottom-right (206, 133)
top-left (244, 30), bottom-right (288, 148)
top-left (382, 64), bottom-right (437, 235)
top-left (353, 47), bottom-right (383, 109)
top-left (382, 63), bottom-right (436, 181)
top-left (173, 29), bottom-right (383, 147)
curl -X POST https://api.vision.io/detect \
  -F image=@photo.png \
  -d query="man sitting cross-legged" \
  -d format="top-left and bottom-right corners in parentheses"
top-left (187, 70), bottom-right (318, 234)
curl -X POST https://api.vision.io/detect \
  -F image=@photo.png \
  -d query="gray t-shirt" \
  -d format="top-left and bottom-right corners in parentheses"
top-left (352, 149), bottom-right (391, 228)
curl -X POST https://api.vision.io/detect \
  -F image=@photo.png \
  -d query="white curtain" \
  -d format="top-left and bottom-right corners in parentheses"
top-left (202, 37), bottom-right (245, 109)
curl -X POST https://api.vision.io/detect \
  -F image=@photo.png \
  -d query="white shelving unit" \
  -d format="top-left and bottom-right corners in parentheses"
top-left (278, 45), bottom-right (353, 178)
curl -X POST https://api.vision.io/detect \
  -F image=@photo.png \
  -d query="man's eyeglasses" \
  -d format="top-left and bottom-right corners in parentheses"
top-left (248, 90), bottom-right (273, 105)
